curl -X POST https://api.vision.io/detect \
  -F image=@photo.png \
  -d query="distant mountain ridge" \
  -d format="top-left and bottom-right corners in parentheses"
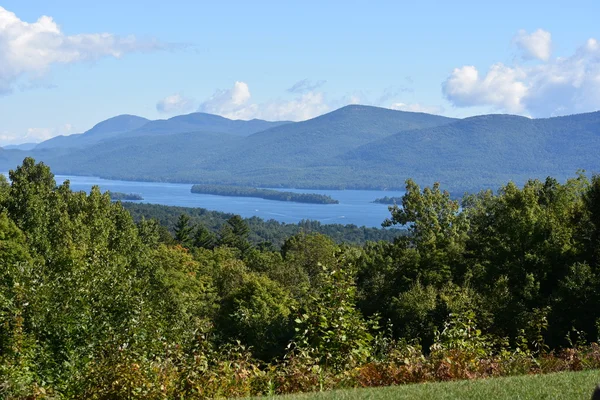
top-left (1, 105), bottom-right (599, 192)
top-left (34, 113), bottom-right (290, 150)
top-left (3, 143), bottom-right (38, 151)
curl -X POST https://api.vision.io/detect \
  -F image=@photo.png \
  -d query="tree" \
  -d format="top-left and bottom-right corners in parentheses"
top-left (281, 232), bottom-right (338, 291)
top-left (137, 217), bottom-right (161, 247)
top-left (383, 179), bottom-right (468, 288)
top-left (219, 215), bottom-right (251, 254)
top-left (193, 224), bottom-right (216, 249)
top-left (5, 158), bottom-right (56, 255)
top-left (174, 214), bottom-right (194, 247)
top-left (292, 258), bottom-right (375, 371)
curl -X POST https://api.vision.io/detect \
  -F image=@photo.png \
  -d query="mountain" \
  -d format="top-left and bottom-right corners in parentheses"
top-left (43, 130), bottom-right (242, 180)
top-left (35, 113), bottom-right (290, 150)
top-left (342, 111), bottom-right (600, 189)
top-left (3, 105), bottom-right (600, 192)
top-left (36, 115), bottom-right (150, 150)
top-left (118, 113), bottom-right (292, 139)
top-left (29, 105), bottom-right (456, 186)
top-left (2, 143), bottom-right (38, 151)
top-left (204, 105), bottom-right (457, 172)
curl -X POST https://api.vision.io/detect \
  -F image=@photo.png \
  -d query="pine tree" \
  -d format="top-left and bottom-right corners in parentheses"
top-left (174, 214), bottom-right (193, 247)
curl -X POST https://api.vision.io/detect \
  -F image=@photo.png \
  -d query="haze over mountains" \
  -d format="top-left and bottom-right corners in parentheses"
top-left (1, 105), bottom-right (599, 192)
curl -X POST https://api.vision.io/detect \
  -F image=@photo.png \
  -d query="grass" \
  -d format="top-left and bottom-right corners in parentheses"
top-left (253, 370), bottom-right (600, 399)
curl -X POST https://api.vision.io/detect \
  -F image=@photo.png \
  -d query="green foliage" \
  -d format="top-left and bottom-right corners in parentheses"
top-left (218, 270), bottom-right (295, 360)
top-left (292, 260), bottom-right (376, 371)
top-left (383, 179), bottom-right (469, 288)
top-left (4, 158), bottom-right (600, 397)
top-left (193, 223), bottom-right (216, 249)
top-left (173, 213), bottom-right (194, 247)
top-left (220, 215), bottom-right (252, 255)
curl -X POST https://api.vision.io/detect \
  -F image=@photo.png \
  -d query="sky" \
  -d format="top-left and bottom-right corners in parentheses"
top-left (1, 0), bottom-right (599, 145)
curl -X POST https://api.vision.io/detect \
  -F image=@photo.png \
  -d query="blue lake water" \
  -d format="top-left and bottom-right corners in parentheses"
top-left (5, 173), bottom-right (405, 228)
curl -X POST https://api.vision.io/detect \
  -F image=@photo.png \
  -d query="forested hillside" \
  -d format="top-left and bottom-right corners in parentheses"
top-left (4, 158), bottom-right (600, 398)
top-left (344, 111), bottom-right (600, 190)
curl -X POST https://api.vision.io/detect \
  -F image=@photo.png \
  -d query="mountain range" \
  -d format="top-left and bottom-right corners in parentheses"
top-left (1, 105), bottom-right (599, 192)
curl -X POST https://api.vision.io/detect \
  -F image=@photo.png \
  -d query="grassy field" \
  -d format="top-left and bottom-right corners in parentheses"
top-left (255, 370), bottom-right (600, 399)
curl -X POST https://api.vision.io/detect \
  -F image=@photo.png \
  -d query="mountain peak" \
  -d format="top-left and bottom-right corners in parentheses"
top-left (85, 114), bottom-right (150, 136)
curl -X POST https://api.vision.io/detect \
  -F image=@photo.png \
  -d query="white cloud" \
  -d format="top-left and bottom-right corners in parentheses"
top-left (198, 81), bottom-right (251, 117)
top-left (198, 81), bottom-right (330, 121)
top-left (443, 33), bottom-right (600, 117)
top-left (389, 102), bottom-right (445, 114)
top-left (443, 64), bottom-right (528, 113)
top-left (156, 93), bottom-right (194, 114)
top-left (514, 29), bottom-right (552, 61)
top-left (0, 123), bottom-right (75, 146)
top-left (0, 6), bottom-right (164, 94)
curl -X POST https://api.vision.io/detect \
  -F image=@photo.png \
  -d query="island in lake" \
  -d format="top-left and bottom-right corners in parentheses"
top-left (191, 184), bottom-right (339, 204)
top-left (107, 191), bottom-right (144, 201)
top-left (372, 196), bottom-right (402, 205)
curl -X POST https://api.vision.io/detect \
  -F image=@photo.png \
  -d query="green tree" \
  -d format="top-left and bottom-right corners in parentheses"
top-left (292, 258), bottom-right (375, 371)
top-left (281, 232), bottom-right (338, 292)
top-left (174, 213), bottom-right (194, 247)
top-left (193, 224), bottom-right (216, 249)
top-left (383, 179), bottom-right (469, 288)
top-left (5, 158), bottom-right (56, 255)
top-left (219, 215), bottom-right (251, 254)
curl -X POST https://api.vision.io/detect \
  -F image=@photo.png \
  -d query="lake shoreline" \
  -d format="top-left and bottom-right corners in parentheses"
top-left (1, 172), bottom-right (406, 228)
top-left (42, 170), bottom-right (408, 192)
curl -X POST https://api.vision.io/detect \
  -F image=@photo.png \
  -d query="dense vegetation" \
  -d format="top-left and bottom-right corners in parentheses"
top-left (122, 202), bottom-right (402, 249)
top-left (2, 105), bottom-right (600, 192)
top-left (107, 191), bottom-right (143, 201)
top-left (4, 158), bottom-right (600, 398)
top-left (372, 196), bottom-right (403, 204)
top-left (191, 184), bottom-right (339, 204)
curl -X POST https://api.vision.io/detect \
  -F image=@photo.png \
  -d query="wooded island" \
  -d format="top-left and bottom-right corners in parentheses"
top-left (191, 184), bottom-right (339, 204)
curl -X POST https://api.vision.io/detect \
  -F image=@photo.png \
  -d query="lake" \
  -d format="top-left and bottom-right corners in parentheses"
top-left (5, 173), bottom-right (405, 228)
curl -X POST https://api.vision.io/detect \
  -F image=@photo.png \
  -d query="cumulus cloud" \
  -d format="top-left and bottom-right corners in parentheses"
top-left (0, 123), bottom-right (75, 146)
top-left (443, 64), bottom-right (528, 113)
top-left (198, 81), bottom-right (330, 121)
top-left (0, 6), bottom-right (164, 94)
top-left (514, 29), bottom-right (552, 61)
top-left (287, 79), bottom-right (327, 94)
top-left (443, 33), bottom-right (600, 117)
top-left (156, 93), bottom-right (194, 114)
top-left (198, 81), bottom-right (252, 116)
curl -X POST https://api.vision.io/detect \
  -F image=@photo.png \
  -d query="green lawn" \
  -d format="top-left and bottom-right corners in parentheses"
top-left (256, 370), bottom-right (600, 400)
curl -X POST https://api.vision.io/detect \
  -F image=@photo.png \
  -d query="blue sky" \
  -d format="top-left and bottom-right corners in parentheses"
top-left (1, 1), bottom-right (599, 145)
